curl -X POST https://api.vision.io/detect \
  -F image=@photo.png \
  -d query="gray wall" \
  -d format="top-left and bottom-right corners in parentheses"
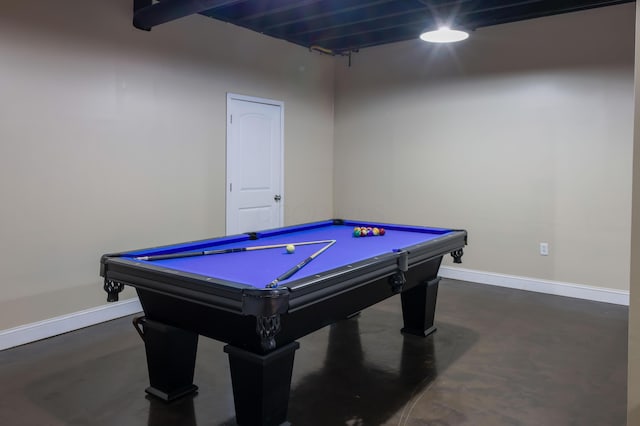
top-left (0, 0), bottom-right (335, 329)
top-left (334, 4), bottom-right (634, 291)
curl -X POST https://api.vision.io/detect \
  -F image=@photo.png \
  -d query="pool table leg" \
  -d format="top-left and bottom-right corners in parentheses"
top-left (224, 342), bottom-right (300, 426)
top-left (136, 317), bottom-right (199, 401)
top-left (400, 277), bottom-right (441, 337)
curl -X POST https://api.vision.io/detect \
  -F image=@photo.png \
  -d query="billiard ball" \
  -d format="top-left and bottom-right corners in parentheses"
top-left (379, 228), bottom-right (385, 236)
top-left (286, 244), bottom-right (295, 254)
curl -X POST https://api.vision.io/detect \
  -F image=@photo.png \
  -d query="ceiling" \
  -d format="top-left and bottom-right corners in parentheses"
top-left (133, 0), bottom-right (634, 55)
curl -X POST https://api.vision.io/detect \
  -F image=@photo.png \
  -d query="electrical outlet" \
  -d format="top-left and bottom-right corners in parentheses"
top-left (539, 242), bottom-right (549, 256)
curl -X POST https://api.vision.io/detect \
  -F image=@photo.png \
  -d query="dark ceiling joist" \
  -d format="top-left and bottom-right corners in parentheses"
top-left (232, 0), bottom-right (324, 24)
top-left (304, 15), bottom-right (429, 46)
top-left (464, 0), bottom-right (634, 30)
top-left (133, 0), bottom-right (245, 31)
top-left (246, 0), bottom-right (398, 30)
top-left (131, 0), bottom-right (635, 53)
top-left (260, 2), bottom-right (425, 33)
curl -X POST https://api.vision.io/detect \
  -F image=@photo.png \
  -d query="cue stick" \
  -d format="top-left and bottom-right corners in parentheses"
top-left (266, 240), bottom-right (336, 288)
top-left (135, 239), bottom-right (336, 261)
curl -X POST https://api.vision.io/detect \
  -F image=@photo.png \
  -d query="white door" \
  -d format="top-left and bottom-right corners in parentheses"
top-left (226, 94), bottom-right (283, 235)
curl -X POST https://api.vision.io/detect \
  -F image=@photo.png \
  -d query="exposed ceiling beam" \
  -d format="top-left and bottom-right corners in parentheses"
top-left (132, 0), bottom-right (635, 53)
top-left (133, 0), bottom-right (245, 31)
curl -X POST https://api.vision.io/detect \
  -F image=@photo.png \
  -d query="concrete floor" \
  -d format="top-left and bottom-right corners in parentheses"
top-left (0, 279), bottom-right (628, 425)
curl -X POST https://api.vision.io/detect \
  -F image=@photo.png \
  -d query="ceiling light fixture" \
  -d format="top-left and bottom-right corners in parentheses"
top-left (420, 26), bottom-right (469, 43)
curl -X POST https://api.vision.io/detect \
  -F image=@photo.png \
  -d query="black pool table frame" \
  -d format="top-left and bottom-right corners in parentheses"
top-left (101, 219), bottom-right (467, 426)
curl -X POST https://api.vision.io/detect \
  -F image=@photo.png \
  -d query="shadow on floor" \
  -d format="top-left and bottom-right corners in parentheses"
top-left (285, 318), bottom-right (476, 426)
top-left (22, 310), bottom-right (475, 426)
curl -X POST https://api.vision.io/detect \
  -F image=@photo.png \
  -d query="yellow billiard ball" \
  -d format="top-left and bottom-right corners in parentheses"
top-left (286, 244), bottom-right (295, 254)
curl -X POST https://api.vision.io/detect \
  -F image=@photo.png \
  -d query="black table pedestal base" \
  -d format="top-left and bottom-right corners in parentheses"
top-left (400, 277), bottom-right (440, 337)
top-left (139, 318), bottom-right (199, 401)
top-left (224, 342), bottom-right (300, 426)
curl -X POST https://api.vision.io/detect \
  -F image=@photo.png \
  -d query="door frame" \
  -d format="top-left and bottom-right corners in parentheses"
top-left (226, 93), bottom-right (285, 235)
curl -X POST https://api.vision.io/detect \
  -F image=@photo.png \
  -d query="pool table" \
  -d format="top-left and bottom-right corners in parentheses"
top-left (101, 219), bottom-right (466, 426)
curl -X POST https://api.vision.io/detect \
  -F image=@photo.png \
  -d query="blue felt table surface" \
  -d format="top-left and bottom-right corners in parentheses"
top-left (122, 222), bottom-right (452, 289)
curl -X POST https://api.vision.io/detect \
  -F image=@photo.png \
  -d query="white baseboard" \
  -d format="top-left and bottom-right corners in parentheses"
top-left (0, 268), bottom-right (629, 351)
top-left (439, 266), bottom-right (629, 306)
top-left (0, 298), bottom-right (142, 351)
